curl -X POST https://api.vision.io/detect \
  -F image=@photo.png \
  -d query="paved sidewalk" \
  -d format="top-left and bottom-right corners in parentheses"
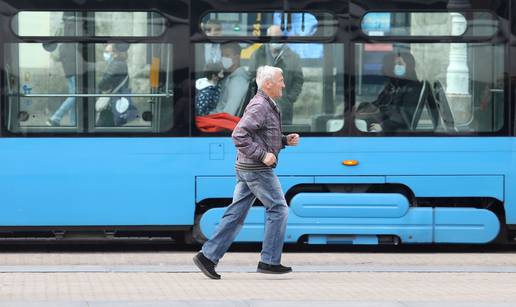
top-left (0, 252), bottom-right (514, 305)
top-left (0, 301), bottom-right (514, 307)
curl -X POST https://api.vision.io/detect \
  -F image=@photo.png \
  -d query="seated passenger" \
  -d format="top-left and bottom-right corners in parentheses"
top-left (195, 62), bottom-right (223, 116)
top-left (96, 43), bottom-right (137, 126)
top-left (210, 43), bottom-right (250, 116)
top-left (363, 51), bottom-right (421, 133)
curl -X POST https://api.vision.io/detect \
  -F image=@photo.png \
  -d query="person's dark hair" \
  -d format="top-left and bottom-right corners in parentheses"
top-left (113, 43), bottom-right (130, 52)
top-left (203, 62), bottom-right (223, 80)
top-left (110, 43), bottom-right (129, 61)
top-left (221, 42), bottom-right (242, 57)
top-left (382, 51), bottom-right (418, 81)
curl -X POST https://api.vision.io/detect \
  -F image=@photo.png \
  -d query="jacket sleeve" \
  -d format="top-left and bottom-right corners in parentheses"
top-left (284, 52), bottom-right (304, 104)
top-left (231, 103), bottom-right (267, 162)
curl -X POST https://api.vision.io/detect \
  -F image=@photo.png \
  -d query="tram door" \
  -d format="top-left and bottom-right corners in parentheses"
top-left (5, 11), bottom-right (173, 134)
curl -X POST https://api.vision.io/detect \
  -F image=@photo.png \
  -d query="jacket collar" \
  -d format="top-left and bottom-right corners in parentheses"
top-left (257, 90), bottom-right (281, 114)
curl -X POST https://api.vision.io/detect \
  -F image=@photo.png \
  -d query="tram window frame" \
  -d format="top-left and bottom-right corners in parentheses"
top-left (2, 10), bottom-right (182, 137)
top-left (352, 41), bottom-right (509, 136)
top-left (360, 11), bottom-right (500, 38)
top-left (199, 11), bottom-right (339, 39)
top-left (11, 11), bottom-right (168, 38)
top-left (192, 40), bottom-right (346, 136)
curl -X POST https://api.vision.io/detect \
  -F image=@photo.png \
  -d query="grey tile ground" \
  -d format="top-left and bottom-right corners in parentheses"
top-left (0, 301), bottom-right (515, 307)
top-left (0, 252), bottom-right (514, 303)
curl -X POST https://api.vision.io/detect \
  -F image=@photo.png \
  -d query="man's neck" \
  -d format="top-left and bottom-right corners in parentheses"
top-left (259, 89), bottom-right (277, 100)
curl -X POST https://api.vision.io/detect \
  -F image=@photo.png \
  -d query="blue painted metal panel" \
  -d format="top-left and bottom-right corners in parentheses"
top-left (387, 176), bottom-right (504, 201)
top-left (209, 143), bottom-right (224, 160)
top-left (314, 176), bottom-right (385, 184)
top-left (196, 177), bottom-right (235, 202)
top-left (0, 138), bottom-right (197, 226)
top-left (196, 176), bottom-right (313, 202)
top-left (0, 135), bottom-right (514, 235)
top-left (285, 207), bottom-right (433, 243)
top-left (290, 193), bottom-right (409, 218)
top-left (201, 206), bottom-right (500, 245)
top-left (200, 206), bottom-right (434, 244)
top-left (434, 208), bottom-right (500, 243)
top-left (200, 207), bottom-right (265, 242)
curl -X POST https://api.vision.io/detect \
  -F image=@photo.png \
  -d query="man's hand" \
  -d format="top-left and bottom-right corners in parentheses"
top-left (262, 153), bottom-right (277, 166)
top-left (286, 133), bottom-right (300, 146)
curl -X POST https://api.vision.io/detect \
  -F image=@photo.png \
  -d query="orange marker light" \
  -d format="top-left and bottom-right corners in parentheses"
top-left (342, 160), bottom-right (359, 166)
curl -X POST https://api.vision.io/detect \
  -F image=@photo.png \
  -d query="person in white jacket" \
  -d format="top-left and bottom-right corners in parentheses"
top-left (210, 43), bottom-right (250, 116)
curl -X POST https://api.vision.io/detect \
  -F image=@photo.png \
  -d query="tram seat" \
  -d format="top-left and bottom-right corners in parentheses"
top-left (430, 80), bottom-right (458, 132)
top-left (409, 80), bottom-right (430, 131)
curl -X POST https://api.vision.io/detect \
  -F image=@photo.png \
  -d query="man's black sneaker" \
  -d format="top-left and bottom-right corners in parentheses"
top-left (193, 252), bottom-right (221, 280)
top-left (257, 261), bottom-right (292, 274)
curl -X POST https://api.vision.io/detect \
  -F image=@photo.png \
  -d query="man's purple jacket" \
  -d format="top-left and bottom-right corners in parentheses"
top-left (232, 90), bottom-right (288, 170)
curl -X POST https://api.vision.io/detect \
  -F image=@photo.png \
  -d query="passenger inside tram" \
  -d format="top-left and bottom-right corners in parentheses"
top-left (96, 43), bottom-right (137, 127)
top-left (209, 42), bottom-right (250, 116)
top-left (356, 51), bottom-right (422, 133)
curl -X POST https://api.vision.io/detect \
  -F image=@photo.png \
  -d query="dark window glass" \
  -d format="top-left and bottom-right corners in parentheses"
top-left (354, 43), bottom-right (505, 134)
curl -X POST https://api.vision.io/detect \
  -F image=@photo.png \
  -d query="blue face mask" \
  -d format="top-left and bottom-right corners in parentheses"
top-left (394, 64), bottom-right (406, 77)
top-left (103, 52), bottom-right (113, 63)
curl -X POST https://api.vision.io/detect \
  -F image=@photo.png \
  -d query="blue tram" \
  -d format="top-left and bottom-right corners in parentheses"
top-left (0, 0), bottom-right (515, 245)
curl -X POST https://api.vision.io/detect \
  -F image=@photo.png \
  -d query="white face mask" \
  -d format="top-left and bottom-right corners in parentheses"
top-left (221, 57), bottom-right (233, 70)
top-left (103, 52), bottom-right (113, 63)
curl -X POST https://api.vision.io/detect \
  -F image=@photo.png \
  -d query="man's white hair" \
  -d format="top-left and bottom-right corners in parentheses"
top-left (256, 65), bottom-right (283, 89)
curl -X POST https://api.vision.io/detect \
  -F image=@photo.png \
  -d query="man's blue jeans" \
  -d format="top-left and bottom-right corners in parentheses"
top-left (50, 76), bottom-right (76, 125)
top-left (202, 169), bottom-right (289, 265)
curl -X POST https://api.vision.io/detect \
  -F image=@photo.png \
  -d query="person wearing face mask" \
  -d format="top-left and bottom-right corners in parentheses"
top-left (210, 43), bottom-right (250, 116)
top-left (96, 43), bottom-right (136, 126)
top-left (248, 25), bottom-right (304, 124)
top-left (366, 51), bottom-right (421, 133)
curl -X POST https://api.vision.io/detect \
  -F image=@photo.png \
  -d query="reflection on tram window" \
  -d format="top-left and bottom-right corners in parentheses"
top-left (362, 12), bottom-right (498, 37)
top-left (4, 42), bottom-right (174, 133)
top-left (194, 42), bottom-right (345, 133)
top-left (354, 43), bottom-right (504, 134)
top-left (200, 12), bottom-right (337, 37)
top-left (12, 11), bottom-right (166, 37)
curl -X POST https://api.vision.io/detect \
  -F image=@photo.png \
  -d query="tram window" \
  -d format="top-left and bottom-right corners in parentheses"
top-left (200, 12), bottom-right (337, 37)
top-left (362, 12), bottom-right (498, 37)
top-left (194, 42), bottom-right (345, 133)
top-left (12, 11), bottom-right (166, 37)
top-left (4, 43), bottom-right (174, 134)
top-left (354, 43), bottom-right (505, 134)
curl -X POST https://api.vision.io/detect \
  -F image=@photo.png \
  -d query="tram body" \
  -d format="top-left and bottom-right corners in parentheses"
top-left (0, 0), bottom-right (515, 245)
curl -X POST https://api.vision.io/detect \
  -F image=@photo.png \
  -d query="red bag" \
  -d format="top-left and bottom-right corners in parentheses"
top-left (196, 113), bottom-right (241, 132)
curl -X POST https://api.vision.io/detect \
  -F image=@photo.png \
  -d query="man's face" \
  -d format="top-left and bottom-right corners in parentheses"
top-left (267, 71), bottom-right (285, 99)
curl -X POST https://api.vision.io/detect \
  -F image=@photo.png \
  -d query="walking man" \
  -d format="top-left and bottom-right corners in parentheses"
top-left (193, 65), bottom-right (300, 279)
